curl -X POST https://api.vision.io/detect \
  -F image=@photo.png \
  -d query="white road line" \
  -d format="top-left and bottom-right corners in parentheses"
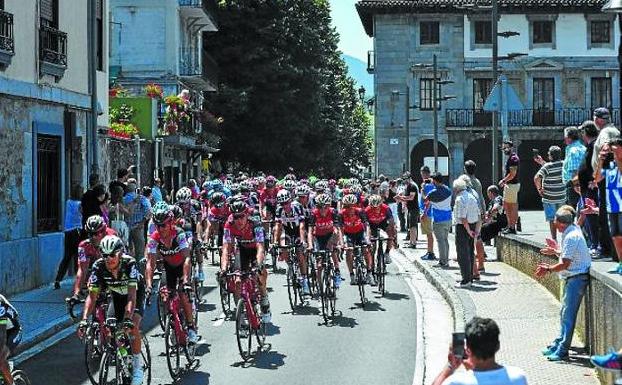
top-left (212, 312), bottom-right (226, 327)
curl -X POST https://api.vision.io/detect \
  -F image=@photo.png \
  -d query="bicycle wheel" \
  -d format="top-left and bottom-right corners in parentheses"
top-left (157, 287), bottom-right (167, 332)
top-left (219, 278), bottom-right (231, 315)
top-left (326, 267), bottom-right (337, 317)
top-left (286, 264), bottom-right (297, 312)
top-left (235, 298), bottom-right (253, 361)
top-left (307, 254), bottom-right (318, 297)
top-left (320, 270), bottom-right (329, 323)
top-left (378, 251), bottom-right (386, 297)
top-left (356, 261), bottom-right (366, 307)
top-left (85, 325), bottom-right (104, 385)
top-left (164, 315), bottom-right (182, 381)
top-left (97, 350), bottom-right (121, 385)
top-left (11, 370), bottom-right (31, 385)
top-left (141, 334), bottom-right (152, 385)
top-left (254, 301), bottom-right (267, 348)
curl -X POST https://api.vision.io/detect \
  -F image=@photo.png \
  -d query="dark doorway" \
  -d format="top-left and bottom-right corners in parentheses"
top-left (410, 139), bottom-right (450, 184)
top-left (517, 139), bottom-right (564, 209)
top-left (464, 138), bottom-right (501, 199)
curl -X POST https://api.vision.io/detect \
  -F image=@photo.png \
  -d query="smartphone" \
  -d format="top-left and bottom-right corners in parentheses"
top-left (452, 332), bottom-right (465, 358)
top-left (532, 148), bottom-right (539, 157)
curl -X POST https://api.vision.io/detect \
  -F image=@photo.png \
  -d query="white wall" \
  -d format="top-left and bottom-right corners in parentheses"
top-left (97, 0), bottom-right (110, 128)
top-left (3, 1), bottom-right (38, 84)
top-left (464, 13), bottom-right (620, 58)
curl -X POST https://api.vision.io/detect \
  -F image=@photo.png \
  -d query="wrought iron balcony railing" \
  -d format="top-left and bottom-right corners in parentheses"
top-left (0, 10), bottom-right (14, 55)
top-left (39, 24), bottom-right (67, 67)
top-left (446, 108), bottom-right (621, 128)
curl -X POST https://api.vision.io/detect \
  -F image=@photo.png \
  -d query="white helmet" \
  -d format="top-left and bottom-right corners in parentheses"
top-left (277, 189), bottom-right (292, 203)
top-left (176, 187), bottom-right (192, 202)
top-left (99, 235), bottom-right (124, 256)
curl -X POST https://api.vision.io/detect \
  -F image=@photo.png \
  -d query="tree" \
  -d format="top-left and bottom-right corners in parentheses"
top-left (207, 0), bottom-right (371, 176)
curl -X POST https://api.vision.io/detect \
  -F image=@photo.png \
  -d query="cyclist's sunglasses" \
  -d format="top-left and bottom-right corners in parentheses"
top-left (102, 251), bottom-right (119, 259)
top-left (155, 218), bottom-right (172, 228)
top-left (89, 228), bottom-right (107, 237)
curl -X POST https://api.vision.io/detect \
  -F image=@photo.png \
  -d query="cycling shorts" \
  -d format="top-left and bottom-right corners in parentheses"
top-left (345, 231), bottom-right (367, 247)
top-left (107, 281), bottom-right (146, 320)
top-left (164, 262), bottom-right (184, 291)
top-left (314, 233), bottom-right (337, 252)
top-left (239, 247), bottom-right (257, 272)
top-left (369, 221), bottom-right (389, 236)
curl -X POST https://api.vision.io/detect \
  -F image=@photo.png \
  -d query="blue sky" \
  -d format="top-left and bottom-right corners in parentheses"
top-left (329, 0), bottom-right (372, 61)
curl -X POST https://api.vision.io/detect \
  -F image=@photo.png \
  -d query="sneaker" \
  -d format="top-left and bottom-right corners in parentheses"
top-left (187, 328), bottom-right (199, 344)
top-left (502, 227), bottom-right (516, 235)
top-left (302, 278), bottom-right (310, 295)
top-left (350, 273), bottom-right (357, 286)
top-left (591, 350), bottom-right (622, 370)
top-left (53, 281), bottom-right (61, 290)
top-left (541, 346), bottom-right (557, 356)
top-left (131, 358), bottom-right (144, 385)
top-left (547, 351), bottom-right (568, 361)
top-left (334, 272), bottom-right (341, 289)
top-left (434, 262), bottom-right (448, 268)
top-left (455, 281), bottom-right (471, 288)
top-left (197, 270), bottom-right (205, 282)
top-left (420, 252), bottom-right (435, 260)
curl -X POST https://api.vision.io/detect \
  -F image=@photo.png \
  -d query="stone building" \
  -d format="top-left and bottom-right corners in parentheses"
top-left (0, 0), bottom-right (109, 294)
top-left (357, 0), bottom-right (620, 208)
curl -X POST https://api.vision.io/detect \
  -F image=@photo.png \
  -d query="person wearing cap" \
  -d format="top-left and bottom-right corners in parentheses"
top-left (419, 166), bottom-right (436, 260)
top-left (498, 140), bottom-right (520, 234)
top-left (591, 107), bottom-right (620, 260)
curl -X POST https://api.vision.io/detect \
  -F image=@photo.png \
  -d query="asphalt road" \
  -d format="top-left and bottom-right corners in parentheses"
top-left (19, 255), bottom-right (417, 385)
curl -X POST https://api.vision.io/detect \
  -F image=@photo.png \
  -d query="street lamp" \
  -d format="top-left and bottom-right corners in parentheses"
top-left (603, 0), bottom-right (622, 121)
top-left (498, 52), bottom-right (528, 60)
top-left (358, 86), bottom-right (366, 104)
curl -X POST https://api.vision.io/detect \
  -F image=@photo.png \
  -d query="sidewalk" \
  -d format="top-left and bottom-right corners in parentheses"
top-left (400, 233), bottom-right (600, 385)
top-left (8, 278), bottom-right (74, 360)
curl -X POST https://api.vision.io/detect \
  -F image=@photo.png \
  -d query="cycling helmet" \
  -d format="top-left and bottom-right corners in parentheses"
top-left (265, 175), bottom-right (277, 188)
top-left (85, 215), bottom-right (106, 234)
top-left (284, 173), bottom-right (297, 181)
top-left (171, 205), bottom-right (184, 219)
top-left (256, 176), bottom-right (266, 185)
top-left (295, 184), bottom-right (310, 197)
top-left (230, 199), bottom-right (248, 215)
top-left (176, 187), bottom-right (192, 202)
top-left (368, 194), bottom-right (383, 207)
top-left (283, 179), bottom-right (296, 191)
top-left (99, 235), bottom-right (124, 256)
top-left (152, 201), bottom-right (173, 225)
top-left (315, 180), bottom-right (328, 192)
top-left (211, 192), bottom-right (226, 208)
top-left (239, 180), bottom-right (251, 193)
top-left (277, 189), bottom-right (292, 203)
top-left (342, 193), bottom-right (358, 207)
top-left (350, 185), bottom-right (363, 195)
top-left (314, 193), bottom-right (332, 207)
top-left (230, 182), bottom-right (240, 195)
top-left (299, 178), bottom-right (309, 186)
top-left (202, 180), bottom-right (213, 191)
top-left (328, 179), bottom-right (336, 188)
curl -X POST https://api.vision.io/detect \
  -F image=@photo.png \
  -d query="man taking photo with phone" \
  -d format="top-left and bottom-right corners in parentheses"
top-left (432, 317), bottom-right (528, 385)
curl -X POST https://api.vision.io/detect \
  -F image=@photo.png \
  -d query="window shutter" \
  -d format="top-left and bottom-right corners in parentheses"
top-left (40, 0), bottom-right (54, 22)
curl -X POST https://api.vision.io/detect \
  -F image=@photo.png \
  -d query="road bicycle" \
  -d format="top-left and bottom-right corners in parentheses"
top-left (261, 220), bottom-right (278, 273)
top-left (98, 318), bottom-right (151, 385)
top-left (1, 363), bottom-right (31, 385)
top-left (218, 250), bottom-right (235, 316)
top-left (313, 249), bottom-right (339, 323)
top-left (305, 249), bottom-right (318, 297)
top-left (191, 238), bottom-right (204, 304)
top-left (228, 268), bottom-right (267, 361)
top-left (204, 230), bottom-right (222, 266)
top-left (160, 285), bottom-right (199, 381)
top-left (371, 236), bottom-right (393, 297)
top-left (278, 242), bottom-right (305, 312)
top-left (345, 245), bottom-right (367, 307)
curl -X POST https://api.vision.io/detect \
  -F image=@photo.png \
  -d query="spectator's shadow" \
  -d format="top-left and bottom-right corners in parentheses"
top-left (328, 313), bottom-right (359, 328)
top-left (379, 291), bottom-right (410, 301)
top-left (474, 280), bottom-right (497, 286)
top-left (481, 272), bottom-right (501, 277)
top-left (468, 285), bottom-right (497, 292)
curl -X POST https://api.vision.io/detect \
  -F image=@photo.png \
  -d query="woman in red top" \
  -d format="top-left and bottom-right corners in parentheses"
top-left (339, 194), bottom-right (374, 286)
top-left (307, 193), bottom-right (343, 288)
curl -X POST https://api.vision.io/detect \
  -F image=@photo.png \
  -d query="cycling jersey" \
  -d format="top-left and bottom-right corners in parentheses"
top-left (147, 227), bottom-right (190, 266)
top-left (208, 205), bottom-right (231, 224)
top-left (275, 201), bottom-right (305, 237)
top-left (309, 207), bottom-right (340, 237)
top-left (365, 204), bottom-right (393, 226)
top-left (77, 228), bottom-right (117, 265)
top-left (88, 255), bottom-right (140, 296)
top-left (0, 294), bottom-right (19, 331)
top-left (223, 217), bottom-right (265, 249)
top-left (259, 188), bottom-right (278, 208)
top-left (339, 208), bottom-right (368, 234)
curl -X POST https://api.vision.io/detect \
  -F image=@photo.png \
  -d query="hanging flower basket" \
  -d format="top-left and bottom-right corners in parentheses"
top-left (109, 122), bottom-right (138, 139)
top-left (145, 83), bottom-right (164, 99)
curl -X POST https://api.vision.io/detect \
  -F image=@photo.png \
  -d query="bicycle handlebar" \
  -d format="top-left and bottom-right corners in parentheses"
top-left (65, 296), bottom-right (85, 320)
top-left (370, 236), bottom-right (394, 242)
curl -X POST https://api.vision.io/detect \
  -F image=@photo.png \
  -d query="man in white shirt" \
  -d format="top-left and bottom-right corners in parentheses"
top-left (432, 317), bottom-right (528, 385)
top-left (453, 176), bottom-right (481, 288)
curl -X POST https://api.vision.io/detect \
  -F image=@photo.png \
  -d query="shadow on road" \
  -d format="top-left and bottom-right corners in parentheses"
top-left (178, 370), bottom-right (211, 384)
top-left (281, 305), bottom-right (320, 316)
top-left (265, 323), bottom-right (281, 336)
top-left (231, 344), bottom-right (287, 370)
top-left (328, 314), bottom-right (359, 328)
top-left (379, 291), bottom-right (410, 301)
top-left (361, 301), bottom-right (386, 312)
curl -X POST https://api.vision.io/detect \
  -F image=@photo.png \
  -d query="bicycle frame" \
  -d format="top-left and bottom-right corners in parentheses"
top-left (160, 286), bottom-right (188, 346)
top-left (229, 270), bottom-right (261, 330)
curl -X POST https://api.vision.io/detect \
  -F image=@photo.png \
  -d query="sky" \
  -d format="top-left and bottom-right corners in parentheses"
top-left (329, 0), bottom-right (372, 61)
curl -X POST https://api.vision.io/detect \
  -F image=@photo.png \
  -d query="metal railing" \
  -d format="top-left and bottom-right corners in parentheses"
top-left (367, 50), bottom-right (375, 73)
top-left (39, 24), bottom-right (67, 67)
top-left (202, 49), bottom-right (218, 87)
top-left (179, 47), bottom-right (201, 76)
top-left (446, 108), bottom-right (621, 127)
top-left (0, 10), bottom-right (14, 54)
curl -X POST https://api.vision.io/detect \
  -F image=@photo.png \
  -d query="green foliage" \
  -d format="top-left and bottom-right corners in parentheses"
top-left (206, 0), bottom-right (371, 176)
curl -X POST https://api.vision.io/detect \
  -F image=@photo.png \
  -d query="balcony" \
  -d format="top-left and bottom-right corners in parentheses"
top-left (367, 50), bottom-right (375, 74)
top-left (179, 0), bottom-right (218, 32)
top-left (39, 24), bottom-right (67, 79)
top-left (179, 48), bottom-right (218, 91)
top-left (446, 108), bottom-right (621, 128)
top-left (0, 10), bottom-right (14, 66)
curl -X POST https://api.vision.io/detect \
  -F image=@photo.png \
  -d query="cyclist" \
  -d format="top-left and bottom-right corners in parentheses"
top-left (365, 194), bottom-right (396, 265)
top-left (239, 180), bottom-right (261, 220)
top-left (175, 187), bottom-right (205, 282)
top-left (295, 184), bottom-right (314, 225)
top-left (259, 176), bottom-right (278, 222)
top-left (274, 189), bottom-right (310, 295)
top-left (145, 204), bottom-right (199, 343)
top-left (204, 192), bottom-right (230, 249)
top-left (339, 194), bottom-right (374, 285)
top-left (220, 199), bottom-right (271, 322)
top-left (307, 193), bottom-right (343, 288)
top-left (78, 235), bottom-right (146, 385)
top-left (0, 294), bottom-right (21, 385)
top-left (70, 215), bottom-right (117, 302)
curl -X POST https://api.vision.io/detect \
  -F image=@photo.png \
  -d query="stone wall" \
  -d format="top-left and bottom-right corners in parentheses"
top-left (97, 135), bottom-right (155, 187)
top-left (497, 235), bottom-right (621, 385)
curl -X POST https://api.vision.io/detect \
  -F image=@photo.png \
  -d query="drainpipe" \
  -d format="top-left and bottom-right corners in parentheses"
top-left (88, 0), bottom-right (99, 174)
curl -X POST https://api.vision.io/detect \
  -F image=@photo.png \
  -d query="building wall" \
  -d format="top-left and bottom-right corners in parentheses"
top-left (97, 0), bottom-right (110, 128)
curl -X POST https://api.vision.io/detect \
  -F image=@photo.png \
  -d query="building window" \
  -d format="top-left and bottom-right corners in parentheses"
top-left (96, 0), bottom-right (103, 70)
top-left (533, 78), bottom-right (555, 125)
top-left (473, 78), bottom-right (492, 110)
top-left (37, 135), bottom-right (61, 233)
top-left (0, 1), bottom-right (4, 10)
top-left (533, 21), bottom-right (553, 44)
top-left (420, 21), bottom-right (439, 45)
top-left (420, 78), bottom-right (440, 110)
top-left (40, 0), bottom-right (59, 28)
top-left (591, 77), bottom-right (612, 110)
top-left (474, 21), bottom-right (492, 45)
top-left (591, 20), bottom-right (610, 44)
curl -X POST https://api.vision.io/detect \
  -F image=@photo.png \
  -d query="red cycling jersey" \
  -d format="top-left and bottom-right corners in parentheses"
top-left (339, 208), bottom-right (368, 234)
top-left (147, 227), bottom-right (190, 267)
top-left (223, 216), bottom-right (265, 249)
top-left (208, 206), bottom-right (231, 223)
top-left (365, 204), bottom-right (392, 225)
top-left (309, 207), bottom-right (340, 237)
top-left (259, 187), bottom-right (278, 207)
top-left (77, 228), bottom-right (117, 265)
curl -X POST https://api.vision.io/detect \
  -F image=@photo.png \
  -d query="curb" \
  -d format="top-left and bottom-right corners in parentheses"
top-left (399, 248), bottom-right (476, 332)
top-left (14, 314), bottom-right (74, 358)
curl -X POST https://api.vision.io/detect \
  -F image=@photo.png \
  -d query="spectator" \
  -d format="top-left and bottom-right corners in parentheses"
top-left (81, 183), bottom-right (106, 228)
top-left (596, 137), bottom-right (622, 272)
top-left (572, 176), bottom-right (599, 252)
top-left (453, 176), bottom-right (481, 288)
top-left (536, 205), bottom-right (591, 361)
top-left (591, 108), bottom-right (620, 260)
top-left (534, 146), bottom-right (566, 240)
top-left (151, 177), bottom-right (164, 203)
top-left (109, 167), bottom-right (131, 196)
top-left (562, 126), bottom-right (586, 208)
top-left (463, 160), bottom-right (485, 215)
top-left (577, 121), bottom-right (601, 255)
top-left (499, 140), bottom-right (520, 234)
top-left (123, 179), bottom-right (152, 260)
top-left (54, 184), bottom-right (84, 289)
top-left (188, 178), bottom-right (200, 199)
top-left (420, 166), bottom-right (436, 260)
top-left (109, 185), bottom-right (130, 246)
top-left (476, 186), bottom-right (507, 272)
top-left (386, 180), bottom-right (399, 226)
top-left (400, 173), bottom-right (420, 248)
top-left (396, 178), bottom-right (407, 232)
top-left (431, 317), bottom-right (528, 385)
top-left (426, 172), bottom-right (452, 268)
